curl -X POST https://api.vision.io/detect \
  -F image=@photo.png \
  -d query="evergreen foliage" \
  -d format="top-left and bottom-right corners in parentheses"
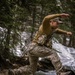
top-left (0, 0), bottom-right (75, 59)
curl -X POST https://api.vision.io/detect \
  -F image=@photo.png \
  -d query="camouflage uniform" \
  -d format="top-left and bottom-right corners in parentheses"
top-left (28, 14), bottom-right (71, 75)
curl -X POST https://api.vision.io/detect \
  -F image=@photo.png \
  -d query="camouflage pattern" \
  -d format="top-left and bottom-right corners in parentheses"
top-left (27, 42), bottom-right (71, 75)
top-left (27, 14), bottom-right (70, 75)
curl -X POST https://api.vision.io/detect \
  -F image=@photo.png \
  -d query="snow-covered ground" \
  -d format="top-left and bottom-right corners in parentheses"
top-left (52, 38), bottom-right (75, 73)
top-left (15, 32), bottom-right (75, 73)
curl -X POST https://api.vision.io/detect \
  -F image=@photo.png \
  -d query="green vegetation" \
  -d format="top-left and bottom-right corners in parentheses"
top-left (0, 0), bottom-right (75, 59)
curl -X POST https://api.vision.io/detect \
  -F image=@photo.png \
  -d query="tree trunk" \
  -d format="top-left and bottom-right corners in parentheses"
top-left (68, 36), bottom-right (72, 47)
top-left (63, 35), bottom-right (67, 46)
top-left (3, 27), bottom-right (11, 59)
top-left (31, 6), bottom-right (36, 40)
top-left (72, 36), bottom-right (75, 48)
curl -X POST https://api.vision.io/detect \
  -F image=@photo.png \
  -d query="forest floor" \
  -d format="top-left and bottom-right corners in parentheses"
top-left (0, 55), bottom-right (55, 75)
top-left (0, 55), bottom-right (75, 75)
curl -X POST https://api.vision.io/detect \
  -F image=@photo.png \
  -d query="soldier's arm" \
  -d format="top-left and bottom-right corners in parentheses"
top-left (55, 28), bottom-right (67, 34)
top-left (42, 14), bottom-right (61, 24)
top-left (42, 13), bottom-right (69, 25)
top-left (55, 28), bottom-right (72, 35)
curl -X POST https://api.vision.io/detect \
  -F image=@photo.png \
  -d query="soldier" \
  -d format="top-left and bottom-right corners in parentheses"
top-left (28, 13), bottom-right (72, 75)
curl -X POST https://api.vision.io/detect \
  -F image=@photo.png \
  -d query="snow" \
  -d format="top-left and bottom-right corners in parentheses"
top-left (52, 38), bottom-right (75, 72)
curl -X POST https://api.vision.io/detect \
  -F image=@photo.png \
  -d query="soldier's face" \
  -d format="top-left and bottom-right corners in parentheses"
top-left (50, 21), bottom-right (59, 29)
